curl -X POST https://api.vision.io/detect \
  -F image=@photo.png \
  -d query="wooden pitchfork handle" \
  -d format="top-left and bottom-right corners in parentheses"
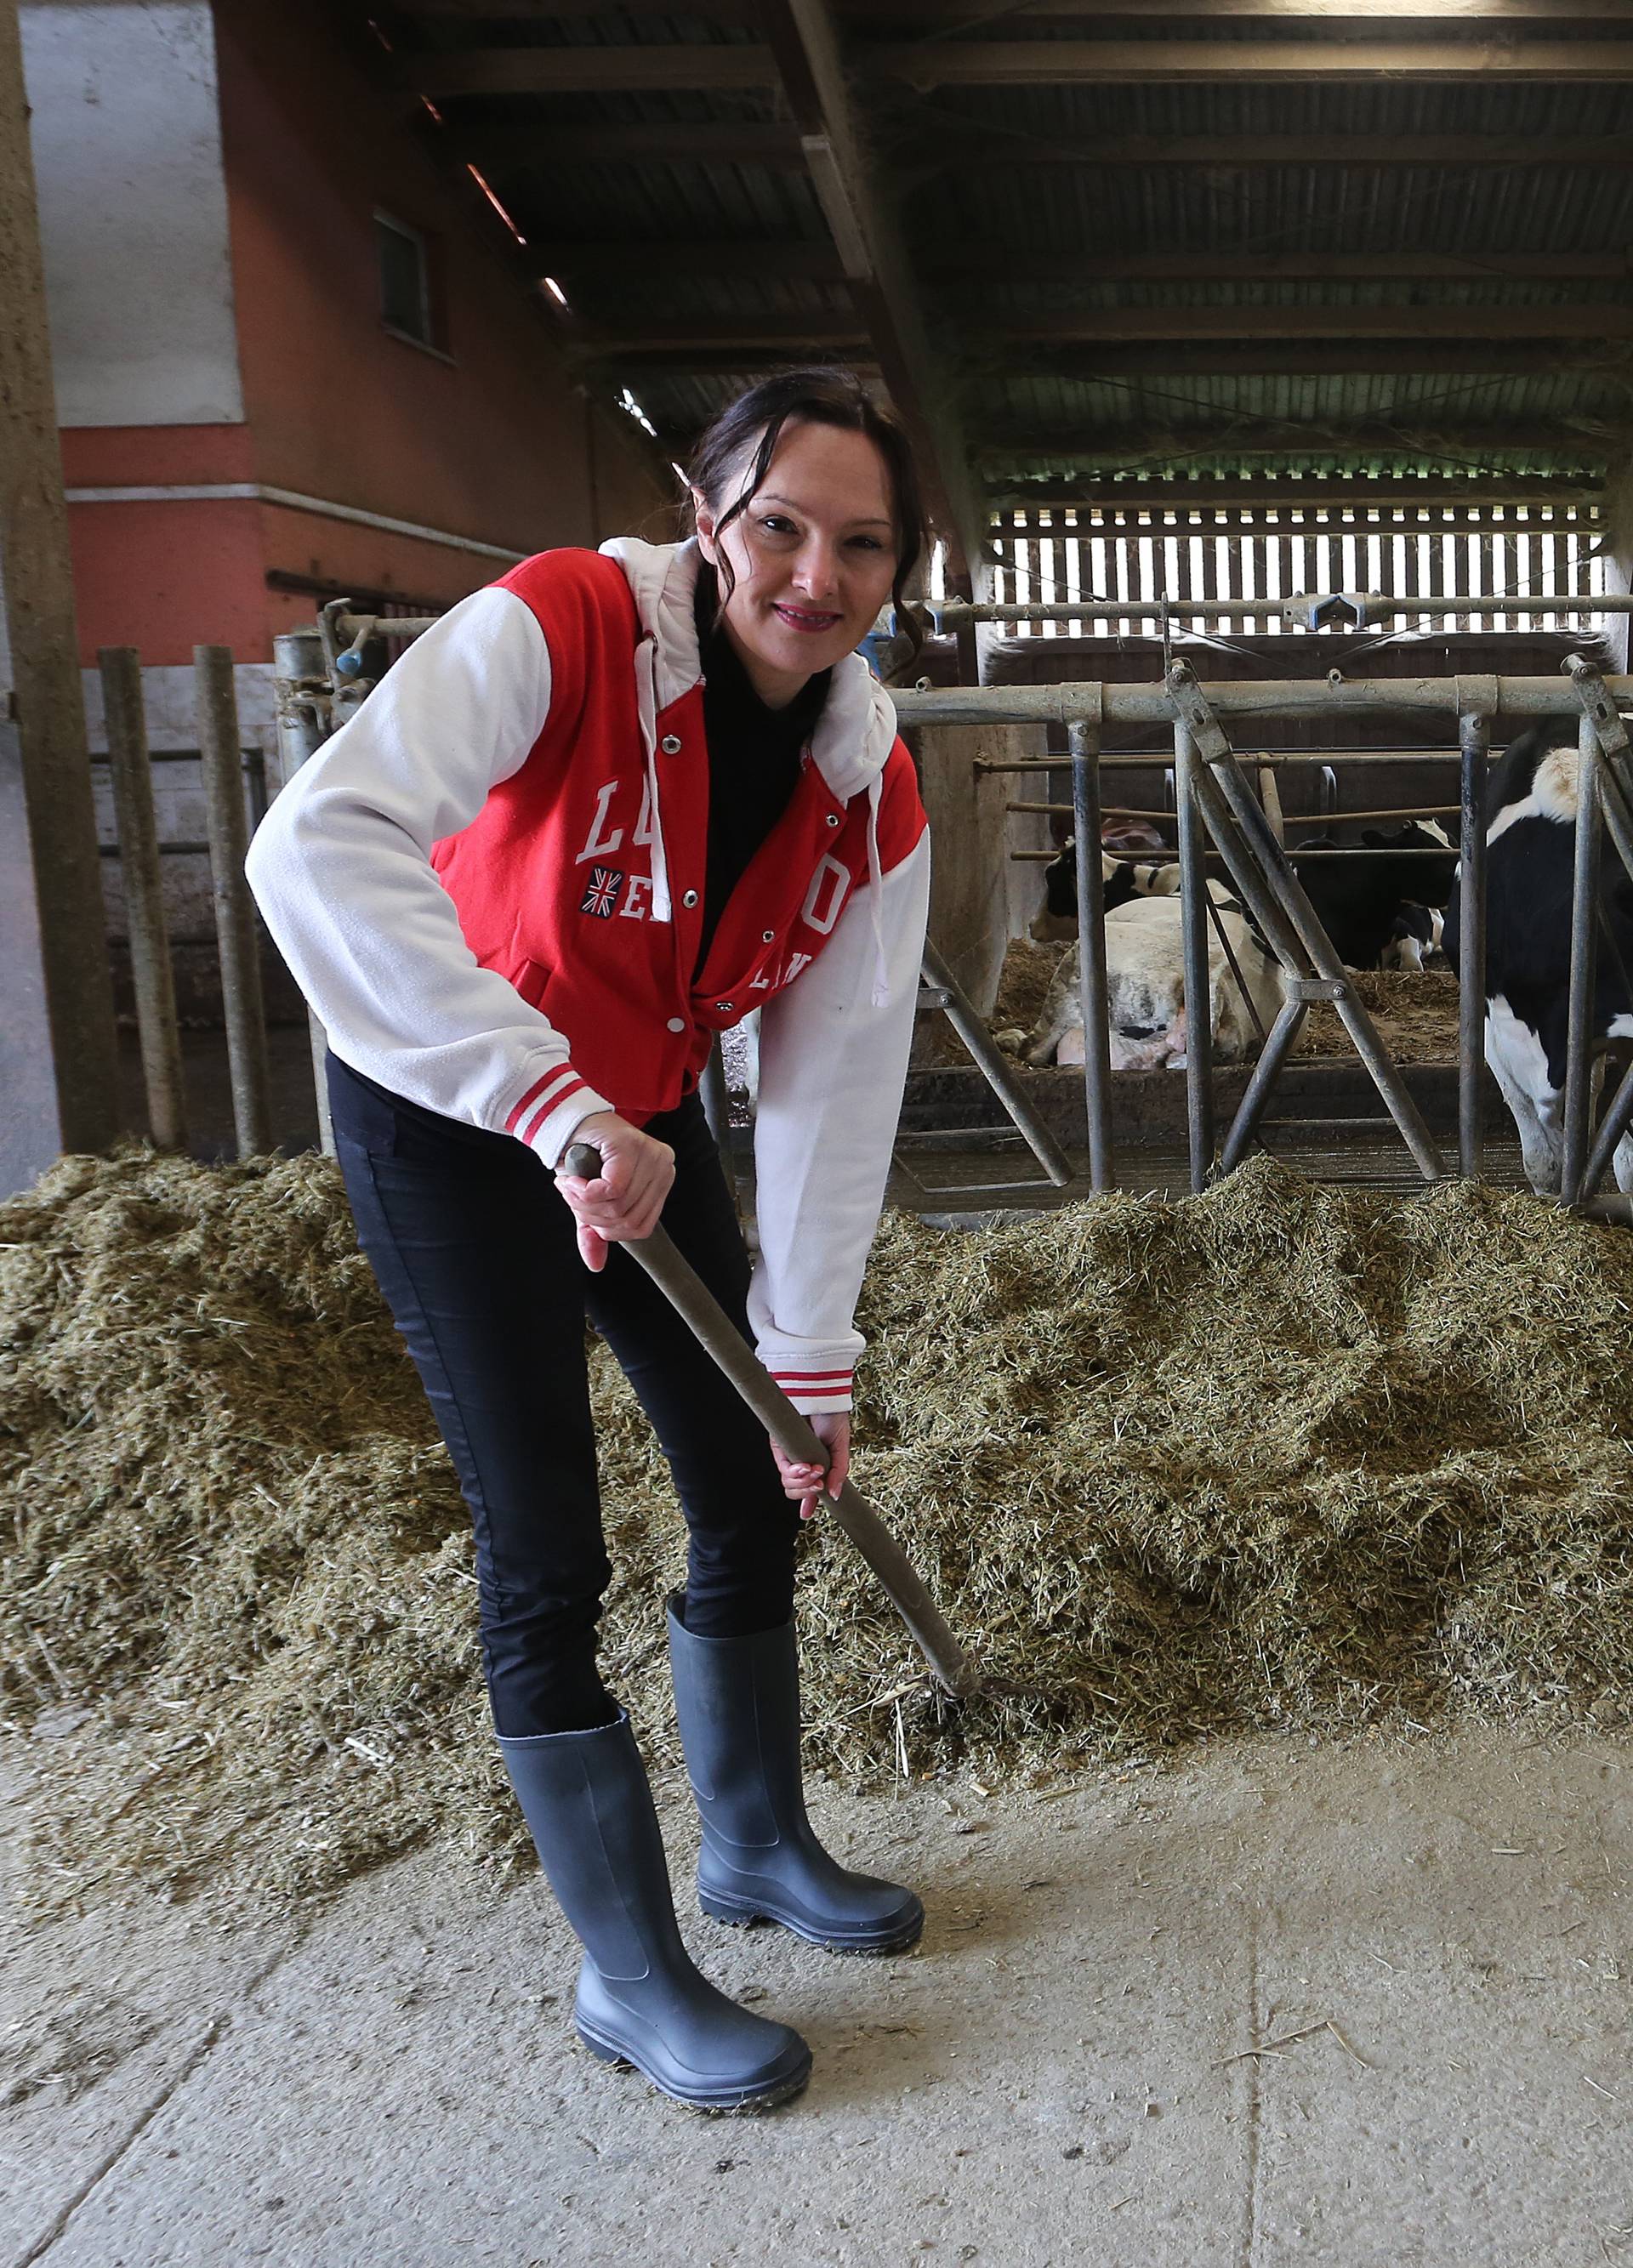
top-left (563, 1141), bottom-right (980, 1697)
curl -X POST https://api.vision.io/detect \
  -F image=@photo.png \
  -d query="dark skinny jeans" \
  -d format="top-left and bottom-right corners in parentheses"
top-left (327, 1054), bottom-right (799, 1737)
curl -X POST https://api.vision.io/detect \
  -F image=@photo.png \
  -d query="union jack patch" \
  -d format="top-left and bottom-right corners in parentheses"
top-left (579, 867), bottom-right (624, 918)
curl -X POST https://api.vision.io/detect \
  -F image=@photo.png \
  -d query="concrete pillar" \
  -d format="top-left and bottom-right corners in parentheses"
top-left (0, 0), bottom-right (120, 1191)
top-left (909, 722), bottom-right (1050, 1018)
top-left (1601, 461), bottom-right (1633, 677)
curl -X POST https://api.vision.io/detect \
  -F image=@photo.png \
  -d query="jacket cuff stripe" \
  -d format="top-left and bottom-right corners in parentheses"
top-left (519, 1072), bottom-right (589, 1149)
top-left (505, 1063), bottom-right (580, 1136)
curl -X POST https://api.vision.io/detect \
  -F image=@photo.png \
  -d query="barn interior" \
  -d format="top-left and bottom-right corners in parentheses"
top-left (316, 0), bottom-right (1633, 1197)
top-left (9, 4), bottom-right (1633, 2264)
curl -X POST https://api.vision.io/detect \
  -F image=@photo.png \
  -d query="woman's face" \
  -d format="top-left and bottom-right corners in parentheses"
top-left (693, 419), bottom-right (901, 709)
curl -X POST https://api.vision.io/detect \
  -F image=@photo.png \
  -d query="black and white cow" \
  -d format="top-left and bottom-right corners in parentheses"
top-left (1030, 836), bottom-right (1181, 944)
top-left (1444, 721), bottom-right (1633, 1195)
top-left (1292, 821), bottom-right (1458, 970)
top-left (1381, 901), bottom-right (1446, 974)
top-left (1004, 890), bottom-right (1284, 1070)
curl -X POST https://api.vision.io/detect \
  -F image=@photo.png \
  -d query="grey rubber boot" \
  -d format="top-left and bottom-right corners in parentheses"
top-left (668, 1598), bottom-right (925, 1955)
top-left (497, 1712), bottom-right (811, 2112)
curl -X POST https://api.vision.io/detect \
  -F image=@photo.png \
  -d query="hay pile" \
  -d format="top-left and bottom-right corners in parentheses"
top-left (6, 1147), bottom-right (1633, 1918)
top-left (920, 938), bottom-right (1070, 1066)
top-left (1296, 969), bottom-right (1461, 1062)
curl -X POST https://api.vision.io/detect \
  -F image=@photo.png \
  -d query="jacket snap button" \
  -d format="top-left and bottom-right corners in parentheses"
top-left (682, 888), bottom-right (699, 909)
top-left (762, 929), bottom-right (775, 944)
top-left (661, 734), bottom-right (682, 754)
top-left (825, 812), bottom-right (840, 827)
top-left (716, 1001), bottom-right (732, 1015)
top-left (666, 1016), bottom-right (686, 1034)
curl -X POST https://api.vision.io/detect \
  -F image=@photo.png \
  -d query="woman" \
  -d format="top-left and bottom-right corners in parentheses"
top-left (246, 369), bottom-right (933, 2114)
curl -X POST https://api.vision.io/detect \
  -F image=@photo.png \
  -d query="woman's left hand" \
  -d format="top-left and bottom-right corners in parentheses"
top-left (771, 1413), bottom-right (850, 1523)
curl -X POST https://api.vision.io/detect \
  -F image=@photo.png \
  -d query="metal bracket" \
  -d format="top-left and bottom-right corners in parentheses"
top-left (1567, 653), bottom-right (1633, 765)
top-left (1288, 591), bottom-right (1384, 633)
top-left (1164, 662), bottom-right (1234, 765)
top-left (1284, 976), bottom-right (1346, 1002)
top-left (1453, 674), bottom-right (1500, 725)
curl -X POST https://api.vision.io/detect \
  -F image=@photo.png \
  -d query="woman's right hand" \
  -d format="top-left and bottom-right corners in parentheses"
top-left (553, 1111), bottom-right (676, 1271)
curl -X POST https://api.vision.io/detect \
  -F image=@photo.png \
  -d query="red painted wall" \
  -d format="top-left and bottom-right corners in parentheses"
top-left (213, 0), bottom-right (672, 628)
top-left (55, 3), bottom-right (672, 662)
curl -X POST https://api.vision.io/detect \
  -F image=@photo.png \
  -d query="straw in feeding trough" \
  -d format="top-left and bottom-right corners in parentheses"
top-left (5, 1145), bottom-right (1633, 1919)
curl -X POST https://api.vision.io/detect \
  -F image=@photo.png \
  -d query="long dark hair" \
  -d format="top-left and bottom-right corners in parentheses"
top-left (686, 368), bottom-right (928, 672)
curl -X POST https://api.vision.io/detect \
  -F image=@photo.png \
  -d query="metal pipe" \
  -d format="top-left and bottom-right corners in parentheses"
top-left (1184, 768), bottom-right (1309, 975)
top-left (1192, 726), bottom-right (1446, 1180)
top-left (918, 595), bottom-right (1630, 629)
top-left (1456, 708), bottom-right (1489, 1179)
top-left (1005, 799), bottom-right (1462, 825)
top-left (698, 1036), bottom-right (738, 1214)
top-left (1011, 844), bottom-right (1457, 862)
top-left (337, 596), bottom-right (1628, 650)
top-left (895, 679), bottom-right (1633, 728)
top-left (196, 645), bottom-right (272, 1160)
top-left (562, 1141), bottom-right (977, 1697)
top-left (1175, 722), bottom-right (1214, 1192)
top-left (272, 629), bottom-right (336, 1158)
top-left (99, 648), bottom-right (187, 1151)
top-left (1560, 713), bottom-right (1603, 1206)
top-left (1587, 746), bottom-right (1633, 895)
top-left (978, 751), bottom-right (1513, 774)
top-left (1069, 713), bottom-right (1116, 1192)
top-left (1219, 998), bottom-right (1311, 1174)
top-left (920, 939), bottom-right (1074, 1188)
top-left (1579, 1053), bottom-right (1633, 1203)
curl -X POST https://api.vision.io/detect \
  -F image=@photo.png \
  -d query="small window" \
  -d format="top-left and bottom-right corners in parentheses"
top-left (376, 212), bottom-right (435, 348)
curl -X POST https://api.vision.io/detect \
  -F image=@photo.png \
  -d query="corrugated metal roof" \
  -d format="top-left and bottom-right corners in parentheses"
top-left (379, 9), bottom-right (1633, 483)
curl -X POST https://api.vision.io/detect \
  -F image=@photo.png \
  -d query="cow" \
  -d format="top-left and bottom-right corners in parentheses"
top-left (1002, 891), bottom-right (1285, 1071)
top-left (1030, 837), bottom-right (1181, 944)
top-left (1290, 821), bottom-right (1458, 970)
top-left (1381, 901), bottom-right (1446, 975)
top-left (1444, 721), bottom-right (1633, 1196)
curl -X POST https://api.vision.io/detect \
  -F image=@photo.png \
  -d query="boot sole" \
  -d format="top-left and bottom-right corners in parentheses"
top-left (698, 1890), bottom-right (925, 1958)
top-left (576, 2022), bottom-right (811, 2114)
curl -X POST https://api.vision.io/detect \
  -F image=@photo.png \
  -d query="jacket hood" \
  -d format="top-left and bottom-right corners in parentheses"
top-left (599, 535), bottom-right (899, 804)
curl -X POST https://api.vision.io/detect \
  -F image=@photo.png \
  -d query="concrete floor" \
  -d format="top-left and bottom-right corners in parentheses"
top-left (6, 1723), bottom-right (1633, 2268)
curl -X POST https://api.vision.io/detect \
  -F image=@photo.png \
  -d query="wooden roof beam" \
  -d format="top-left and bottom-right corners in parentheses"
top-left (532, 239), bottom-right (845, 282)
top-left (982, 475), bottom-right (1605, 509)
top-left (394, 46), bottom-right (777, 95)
top-left (536, 245), bottom-right (1633, 287)
top-left (396, 37), bottom-right (1633, 96)
top-left (399, 0), bottom-right (1633, 18)
top-left (872, 37), bottom-right (1633, 84)
top-left (471, 123), bottom-right (806, 171)
top-left (976, 425), bottom-right (1619, 464)
top-left (592, 306), bottom-right (1633, 348)
top-left (913, 132), bottom-right (1633, 167)
top-left (1035, 341), bottom-right (1621, 374)
top-left (754, 0), bottom-right (990, 590)
top-left (936, 251), bottom-right (1633, 284)
top-left (1008, 306), bottom-right (1633, 343)
top-left (586, 314), bottom-right (871, 354)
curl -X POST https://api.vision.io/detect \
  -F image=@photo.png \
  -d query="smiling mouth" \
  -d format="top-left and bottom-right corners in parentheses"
top-left (772, 603), bottom-right (844, 633)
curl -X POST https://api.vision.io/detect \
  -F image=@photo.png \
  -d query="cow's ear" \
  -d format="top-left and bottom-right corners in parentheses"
top-left (1361, 828), bottom-right (1385, 846)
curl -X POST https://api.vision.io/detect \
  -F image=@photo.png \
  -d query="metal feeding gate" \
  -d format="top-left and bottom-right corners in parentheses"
top-left (891, 658), bottom-right (1633, 1223)
top-left (264, 598), bottom-right (1633, 1224)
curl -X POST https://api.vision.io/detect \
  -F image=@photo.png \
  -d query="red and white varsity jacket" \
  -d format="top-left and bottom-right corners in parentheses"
top-left (245, 537), bottom-right (931, 1413)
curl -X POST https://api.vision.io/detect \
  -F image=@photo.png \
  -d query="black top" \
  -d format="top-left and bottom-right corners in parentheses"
top-left (693, 564), bottom-right (832, 974)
